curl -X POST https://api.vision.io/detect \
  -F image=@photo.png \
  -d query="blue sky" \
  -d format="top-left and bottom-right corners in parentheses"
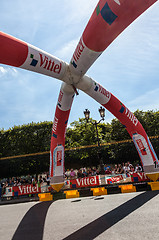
top-left (0, 0), bottom-right (159, 130)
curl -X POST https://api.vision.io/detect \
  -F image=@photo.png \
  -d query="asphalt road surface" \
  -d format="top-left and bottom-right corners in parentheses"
top-left (0, 191), bottom-right (159, 240)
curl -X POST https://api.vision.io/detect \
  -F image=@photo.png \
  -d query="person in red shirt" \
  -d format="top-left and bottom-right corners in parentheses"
top-left (105, 167), bottom-right (112, 175)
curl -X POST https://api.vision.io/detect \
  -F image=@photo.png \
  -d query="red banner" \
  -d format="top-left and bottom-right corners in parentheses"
top-left (70, 176), bottom-right (100, 188)
top-left (105, 174), bottom-right (124, 184)
top-left (13, 184), bottom-right (41, 196)
top-left (130, 172), bottom-right (150, 182)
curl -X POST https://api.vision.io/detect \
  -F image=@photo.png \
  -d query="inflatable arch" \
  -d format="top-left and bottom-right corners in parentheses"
top-left (0, 0), bottom-right (159, 190)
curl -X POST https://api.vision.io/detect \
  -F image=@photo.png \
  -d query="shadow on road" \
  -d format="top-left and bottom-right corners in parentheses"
top-left (63, 191), bottom-right (159, 240)
top-left (12, 201), bottom-right (53, 240)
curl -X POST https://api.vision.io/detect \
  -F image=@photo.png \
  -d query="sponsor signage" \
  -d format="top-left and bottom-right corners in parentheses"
top-left (53, 145), bottom-right (64, 176)
top-left (72, 38), bottom-right (85, 68)
top-left (2, 187), bottom-right (13, 197)
top-left (136, 139), bottom-right (147, 155)
top-left (2, 184), bottom-right (41, 197)
top-left (105, 174), bottom-right (124, 184)
top-left (132, 133), bottom-right (154, 166)
top-left (70, 176), bottom-right (100, 188)
top-left (57, 150), bottom-right (62, 166)
top-left (52, 116), bottom-right (58, 134)
top-left (125, 108), bottom-right (138, 126)
top-left (39, 53), bottom-right (62, 74)
top-left (119, 104), bottom-right (138, 126)
top-left (130, 172), bottom-right (150, 182)
top-left (13, 184), bottom-right (40, 196)
top-left (30, 53), bottom-right (62, 74)
top-left (21, 45), bottom-right (65, 79)
top-left (29, 53), bottom-right (62, 74)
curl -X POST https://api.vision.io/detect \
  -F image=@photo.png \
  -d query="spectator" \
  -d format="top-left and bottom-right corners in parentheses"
top-left (123, 162), bottom-right (129, 175)
top-left (104, 164), bottom-right (107, 171)
top-left (38, 175), bottom-right (43, 184)
top-left (32, 177), bottom-right (37, 186)
top-left (129, 165), bottom-right (135, 174)
top-left (8, 179), bottom-right (14, 186)
top-left (82, 168), bottom-right (87, 177)
top-left (65, 169), bottom-right (70, 179)
top-left (86, 169), bottom-right (92, 177)
top-left (77, 169), bottom-right (84, 178)
top-left (135, 164), bottom-right (142, 173)
top-left (114, 164), bottom-right (118, 174)
top-left (127, 162), bottom-right (134, 172)
top-left (46, 174), bottom-right (50, 185)
top-left (70, 169), bottom-right (76, 179)
top-left (91, 168), bottom-right (97, 176)
top-left (117, 164), bottom-right (124, 174)
top-left (105, 167), bottom-right (112, 175)
top-left (16, 179), bottom-right (21, 186)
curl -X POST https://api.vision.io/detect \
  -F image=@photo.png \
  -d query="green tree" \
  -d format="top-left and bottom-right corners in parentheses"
top-left (0, 110), bottom-right (158, 178)
top-left (65, 118), bottom-right (111, 148)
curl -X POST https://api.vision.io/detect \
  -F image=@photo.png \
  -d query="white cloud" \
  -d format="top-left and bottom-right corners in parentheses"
top-left (55, 39), bottom-right (79, 61)
top-left (62, 0), bottom-right (98, 24)
top-left (128, 88), bottom-right (159, 111)
top-left (0, 66), bottom-right (18, 77)
top-left (0, 66), bottom-right (7, 74)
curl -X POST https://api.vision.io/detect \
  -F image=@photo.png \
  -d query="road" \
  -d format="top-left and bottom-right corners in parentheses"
top-left (0, 191), bottom-right (159, 240)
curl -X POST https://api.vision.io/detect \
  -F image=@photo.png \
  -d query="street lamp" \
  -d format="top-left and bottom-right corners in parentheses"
top-left (83, 107), bottom-right (105, 174)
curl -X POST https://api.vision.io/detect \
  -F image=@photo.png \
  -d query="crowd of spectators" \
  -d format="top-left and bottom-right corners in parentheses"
top-left (0, 173), bottom-right (50, 196)
top-left (64, 162), bottom-right (143, 180)
top-left (0, 162), bottom-right (143, 199)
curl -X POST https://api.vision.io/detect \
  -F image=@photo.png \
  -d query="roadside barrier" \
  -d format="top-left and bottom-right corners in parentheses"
top-left (50, 181), bottom-right (158, 201)
top-left (148, 182), bottom-right (159, 191)
top-left (1, 172), bottom-right (159, 203)
top-left (91, 187), bottom-right (107, 196)
top-left (119, 184), bottom-right (136, 193)
top-left (64, 190), bottom-right (79, 199)
top-left (38, 193), bottom-right (53, 201)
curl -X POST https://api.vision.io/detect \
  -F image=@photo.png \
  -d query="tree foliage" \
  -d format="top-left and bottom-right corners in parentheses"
top-left (0, 121), bottom-right (52, 158)
top-left (0, 110), bottom-right (158, 178)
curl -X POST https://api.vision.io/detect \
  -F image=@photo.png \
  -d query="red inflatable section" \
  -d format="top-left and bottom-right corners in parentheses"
top-left (0, 32), bottom-right (28, 67)
top-left (83, 0), bottom-right (157, 52)
top-left (103, 93), bottom-right (157, 165)
top-left (50, 105), bottom-right (70, 177)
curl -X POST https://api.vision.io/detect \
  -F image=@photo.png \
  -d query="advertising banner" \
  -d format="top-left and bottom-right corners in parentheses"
top-left (105, 174), bottom-right (124, 184)
top-left (70, 176), bottom-right (101, 189)
top-left (12, 184), bottom-right (41, 197)
top-left (130, 172), bottom-right (150, 182)
top-left (70, 0), bottom-right (157, 76)
top-left (0, 32), bottom-right (66, 81)
top-left (2, 187), bottom-right (13, 197)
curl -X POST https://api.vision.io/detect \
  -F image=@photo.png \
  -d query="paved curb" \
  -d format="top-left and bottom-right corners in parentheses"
top-left (0, 197), bottom-right (39, 205)
top-left (1, 182), bottom-right (159, 204)
top-left (50, 182), bottom-right (158, 200)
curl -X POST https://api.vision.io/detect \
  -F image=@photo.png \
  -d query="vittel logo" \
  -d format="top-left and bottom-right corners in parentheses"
top-left (39, 54), bottom-right (62, 74)
top-left (76, 176), bottom-right (97, 187)
top-left (94, 83), bottom-right (110, 99)
top-left (125, 108), bottom-right (138, 126)
top-left (56, 150), bottom-right (62, 166)
top-left (57, 91), bottom-right (63, 108)
top-left (18, 185), bottom-right (39, 195)
top-left (52, 116), bottom-right (58, 133)
top-left (72, 38), bottom-right (85, 68)
top-left (30, 53), bottom-right (62, 74)
top-left (58, 91), bottom-right (63, 104)
top-left (136, 139), bottom-right (147, 156)
top-left (119, 104), bottom-right (138, 126)
top-left (98, 84), bottom-right (110, 98)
